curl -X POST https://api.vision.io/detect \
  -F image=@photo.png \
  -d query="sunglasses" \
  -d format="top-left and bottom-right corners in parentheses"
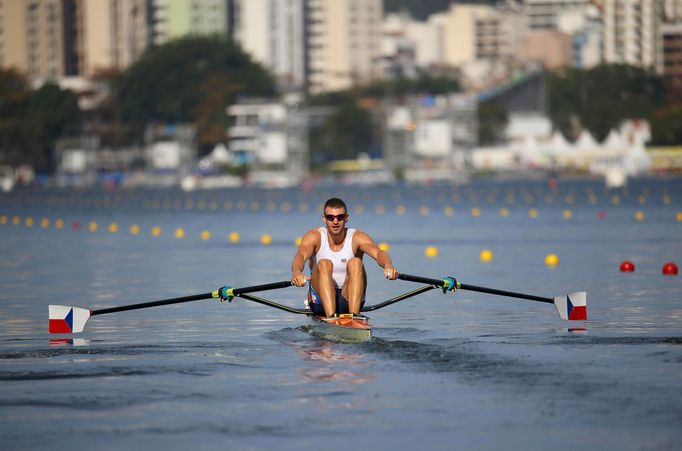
top-left (324, 214), bottom-right (347, 222)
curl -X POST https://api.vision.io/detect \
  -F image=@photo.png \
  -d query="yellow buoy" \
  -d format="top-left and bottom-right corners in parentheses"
top-left (130, 224), bottom-right (140, 235)
top-left (545, 253), bottom-right (560, 267)
top-left (471, 207), bottom-right (481, 217)
top-left (424, 246), bottom-right (439, 258)
top-left (294, 236), bottom-right (302, 246)
top-left (229, 231), bottom-right (240, 243)
top-left (480, 249), bottom-right (494, 262)
top-left (0, 215), bottom-right (7, 225)
top-left (396, 205), bottom-right (406, 215)
top-left (200, 230), bottom-right (212, 241)
top-left (88, 221), bottom-right (98, 232)
top-left (499, 207), bottom-right (510, 218)
top-left (25, 217), bottom-right (34, 227)
top-left (374, 205), bottom-right (385, 215)
top-left (151, 226), bottom-right (162, 237)
top-left (41, 218), bottom-right (50, 228)
top-left (419, 206), bottom-right (429, 216)
top-left (12, 215), bottom-right (20, 226)
top-left (676, 212), bottom-right (682, 222)
top-left (634, 211), bottom-right (645, 221)
top-left (174, 228), bottom-right (185, 238)
top-left (260, 234), bottom-right (273, 245)
top-left (108, 223), bottom-right (118, 233)
top-left (379, 242), bottom-right (391, 251)
top-left (528, 208), bottom-right (539, 219)
top-left (443, 206), bottom-right (454, 216)
top-left (563, 209), bottom-right (572, 219)
top-left (55, 218), bottom-right (64, 229)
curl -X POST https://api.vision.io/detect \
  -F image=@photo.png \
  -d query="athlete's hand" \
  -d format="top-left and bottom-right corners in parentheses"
top-left (384, 265), bottom-right (399, 280)
top-left (291, 272), bottom-right (308, 287)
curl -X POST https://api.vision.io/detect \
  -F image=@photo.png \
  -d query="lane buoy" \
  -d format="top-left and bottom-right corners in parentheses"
top-left (200, 230), bottom-right (211, 241)
top-left (260, 234), bottom-right (272, 245)
top-left (634, 211), bottom-right (645, 221)
top-left (108, 223), bottom-right (118, 233)
top-left (130, 225), bottom-right (140, 235)
top-left (294, 236), bottom-right (302, 246)
top-left (174, 228), bottom-right (185, 238)
top-left (597, 210), bottom-right (607, 219)
top-left (480, 249), bottom-right (493, 262)
top-left (620, 261), bottom-right (635, 272)
top-left (151, 226), bottom-right (162, 237)
top-left (662, 262), bottom-right (678, 276)
top-left (229, 231), bottom-right (240, 243)
top-left (424, 246), bottom-right (439, 258)
top-left (545, 253), bottom-right (559, 267)
top-left (379, 242), bottom-right (390, 251)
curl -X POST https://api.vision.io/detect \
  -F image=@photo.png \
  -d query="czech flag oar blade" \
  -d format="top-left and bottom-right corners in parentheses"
top-left (49, 305), bottom-right (92, 333)
top-left (553, 292), bottom-right (587, 320)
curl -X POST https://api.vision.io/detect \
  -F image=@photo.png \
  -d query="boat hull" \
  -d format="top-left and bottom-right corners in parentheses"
top-left (308, 315), bottom-right (372, 342)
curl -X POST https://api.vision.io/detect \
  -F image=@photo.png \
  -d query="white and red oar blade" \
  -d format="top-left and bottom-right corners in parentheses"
top-left (49, 305), bottom-right (91, 334)
top-left (553, 292), bottom-right (587, 321)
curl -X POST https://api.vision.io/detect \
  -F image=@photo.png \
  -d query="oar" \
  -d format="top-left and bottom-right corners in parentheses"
top-left (48, 280), bottom-right (294, 334)
top-left (398, 273), bottom-right (587, 320)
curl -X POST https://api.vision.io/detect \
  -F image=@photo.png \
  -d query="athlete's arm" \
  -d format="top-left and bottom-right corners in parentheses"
top-left (291, 229), bottom-right (319, 286)
top-left (354, 231), bottom-right (399, 280)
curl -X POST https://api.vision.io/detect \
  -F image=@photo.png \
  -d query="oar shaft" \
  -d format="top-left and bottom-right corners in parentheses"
top-left (92, 292), bottom-right (213, 316)
top-left (91, 280), bottom-right (293, 316)
top-left (232, 280), bottom-right (292, 295)
top-left (398, 273), bottom-right (553, 304)
top-left (459, 283), bottom-right (553, 304)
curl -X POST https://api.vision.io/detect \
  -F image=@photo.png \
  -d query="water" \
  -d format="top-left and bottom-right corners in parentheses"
top-left (1, 178), bottom-right (681, 450)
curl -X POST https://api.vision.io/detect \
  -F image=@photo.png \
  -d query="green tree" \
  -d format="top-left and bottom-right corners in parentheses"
top-left (0, 72), bottom-right (79, 172)
top-left (111, 36), bottom-right (276, 152)
top-left (478, 101), bottom-right (507, 145)
top-left (309, 94), bottom-right (374, 165)
top-left (548, 64), bottom-right (666, 141)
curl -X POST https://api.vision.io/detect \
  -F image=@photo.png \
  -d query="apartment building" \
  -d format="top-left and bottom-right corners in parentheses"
top-left (0, 0), bottom-right (67, 81)
top-left (602, 0), bottom-right (663, 72)
top-left (306, 0), bottom-right (382, 94)
top-left (233, 0), bottom-right (305, 90)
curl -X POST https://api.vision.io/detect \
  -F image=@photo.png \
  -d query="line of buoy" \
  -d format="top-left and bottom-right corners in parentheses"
top-left (619, 260), bottom-right (678, 275)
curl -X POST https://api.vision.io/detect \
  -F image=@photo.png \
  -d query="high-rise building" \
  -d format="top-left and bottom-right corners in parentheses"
top-left (0, 0), bottom-right (67, 81)
top-left (79, 0), bottom-right (149, 77)
top-left (306, 0), bottom-right (383, 94)
top-left (523, 0), bottom-right (590, 29)
top-left (602, 0), bottom-right (663, 72)
top-left (233, 0), bottom-right (305, 90)
top-left (153, 0), bottom-right (229, 45)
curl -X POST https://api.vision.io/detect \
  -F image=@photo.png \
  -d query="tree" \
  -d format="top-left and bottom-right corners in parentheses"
top-left (548, 64), bottom-right (666, 142)
top-left (0, 72), bottom-right (79, 172)
top-left (111, 36), bottom-right (276, 152)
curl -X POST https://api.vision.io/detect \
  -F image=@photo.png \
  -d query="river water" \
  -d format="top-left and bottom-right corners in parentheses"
top-left (1, 177), bottom-right (681, 450)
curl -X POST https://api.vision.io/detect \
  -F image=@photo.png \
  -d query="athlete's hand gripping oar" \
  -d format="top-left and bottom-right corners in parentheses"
top-left (398, 273), bottom-right (587, 320)
top-left (48, 280), bottom-right (294, 334)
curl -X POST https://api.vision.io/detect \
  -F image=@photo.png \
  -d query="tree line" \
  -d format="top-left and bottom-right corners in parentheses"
top-left (0, 35), bottom-right (680, 174)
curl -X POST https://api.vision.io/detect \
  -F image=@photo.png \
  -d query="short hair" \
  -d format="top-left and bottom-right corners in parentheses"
top-left (323, 197), bottom-right (347, 214)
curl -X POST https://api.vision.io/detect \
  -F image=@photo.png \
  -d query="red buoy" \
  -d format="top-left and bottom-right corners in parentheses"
top-left (620, 261), bottom-right (635, 272)
top-left (662, 262), bottom-right (678, 276)
top-left (597, 210), bottom-right (607, 219)
top-left (71, 221), bottom-right (80, 230)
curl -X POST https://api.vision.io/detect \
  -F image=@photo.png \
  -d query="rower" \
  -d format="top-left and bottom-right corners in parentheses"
top-left (291, 197), bottom-right (399, 318)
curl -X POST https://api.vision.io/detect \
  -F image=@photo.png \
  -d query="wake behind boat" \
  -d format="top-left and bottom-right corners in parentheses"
top-left (48, 274), bottom-right (587, 340)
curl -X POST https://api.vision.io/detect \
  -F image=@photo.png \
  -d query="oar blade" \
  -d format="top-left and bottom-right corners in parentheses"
top-left (553, 292), bottom-right (587, 321)
top-left (49, 305), bottom-right (91, 334)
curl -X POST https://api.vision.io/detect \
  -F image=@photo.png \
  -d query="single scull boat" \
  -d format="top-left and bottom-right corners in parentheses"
top-left (48, 274), bottom-right (587, 340)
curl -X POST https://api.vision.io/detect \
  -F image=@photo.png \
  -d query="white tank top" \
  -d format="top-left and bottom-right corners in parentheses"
top-left (313, 227), bottom-right (356, 288)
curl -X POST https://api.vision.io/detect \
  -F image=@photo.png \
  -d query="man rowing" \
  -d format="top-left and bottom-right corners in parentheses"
top-left (291, 197), bottom-right (399, 318)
